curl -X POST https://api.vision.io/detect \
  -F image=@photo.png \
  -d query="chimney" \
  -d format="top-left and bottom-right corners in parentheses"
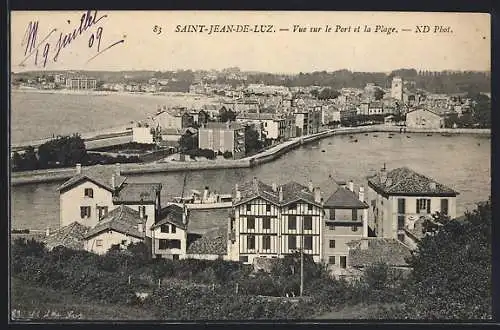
top-left (278, 186), bottom-right (284, 202)
top-left (358, 186), bottom-right (365, 202)
top-left (348, 180), bottom-right (354, 192)
top-left (139, 205), bottom-right (144, 219)
top-left (234, 183), bottom-right (241, 201)
top-left (314, 187), bottom-right (321, 203)
top-left (75, 163), bottom-right (82, 174)
top-left (253, 176), bottom-right (258, 188)
top-left (111, 174), bottom-right (116, 190)
top-left (272, 182), bottom-right (277, 192)
top-left (115, 163), bottom-right (121, 176)
top-left (308, 180), bottom-right (314, 192)
top-left (182, 206), bottom-right (188, 225)
top-left (380, 165), bottom-right (387, 183)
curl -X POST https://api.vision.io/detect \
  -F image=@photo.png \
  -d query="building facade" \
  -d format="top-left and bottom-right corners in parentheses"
top-left (367, 166), bottom-right (459, 243)
top-left (65, 77), bottom-right (97, 90)
top-left (228, 178), bottom-right (324, 264)
top-left (198, 122), bottom-right (246, 159)
top-left (391, 76), bottom-right (403, 101)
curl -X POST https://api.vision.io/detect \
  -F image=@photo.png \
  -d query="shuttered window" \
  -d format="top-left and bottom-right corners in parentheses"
top-left (441, 199), bottom-right (449, 215)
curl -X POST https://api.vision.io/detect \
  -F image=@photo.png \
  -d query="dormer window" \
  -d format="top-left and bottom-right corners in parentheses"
top-left (84, 188), bottom-right (93, 198)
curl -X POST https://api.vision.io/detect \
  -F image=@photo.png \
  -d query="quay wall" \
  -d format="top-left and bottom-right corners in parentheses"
top-left (10, 126), bottom-right (490, 186)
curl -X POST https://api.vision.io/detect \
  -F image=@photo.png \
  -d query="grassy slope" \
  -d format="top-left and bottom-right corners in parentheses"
top-left (313, 303), bottom-right (400, 320)
top-left (10, 277), bottom-right (157, 321)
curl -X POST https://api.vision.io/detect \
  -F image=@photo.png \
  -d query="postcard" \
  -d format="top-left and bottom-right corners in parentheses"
top-left (9, 10), bottom-right (491, 322)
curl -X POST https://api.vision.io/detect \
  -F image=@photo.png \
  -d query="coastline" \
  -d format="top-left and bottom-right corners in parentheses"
top-left (10, 125), bottom-right (490, 186)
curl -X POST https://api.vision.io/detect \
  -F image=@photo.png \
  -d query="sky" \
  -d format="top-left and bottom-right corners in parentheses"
top-left (10, 11), bottom-right (491, 73)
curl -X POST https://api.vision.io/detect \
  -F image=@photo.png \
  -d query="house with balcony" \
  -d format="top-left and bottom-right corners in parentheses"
top-left (322, 180), bottom-right (370, 269)
top-left (367, 166), bottom-right (459, 245)
top-left (228, 177), bottom-right (324, 264)
top-left (150, 204), bottom-right (188, 260)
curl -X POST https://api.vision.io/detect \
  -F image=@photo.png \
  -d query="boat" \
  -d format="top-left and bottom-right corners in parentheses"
top-left (427, 134), bottom-right (433, 136)
top-left (407, 136), bottom-right (411, 138)
top-left (171, 187), bottom-right (233, 210)
top-left (373, 135), bottom-right (378, 137)
top-left (322, 150), bottom-right (326, 152)
top-left (388, 136), bottom-right (393, 139)
top-left (364, 133), bottom-right (369, 136)
top-left (350, 139), bottom-right (358, 143)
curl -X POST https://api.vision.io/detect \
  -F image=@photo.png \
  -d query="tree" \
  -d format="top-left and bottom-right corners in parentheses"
top-left (244, 126), bottom-right (262, 154)
top-left (37, 134), bottom-right (87, 168)
top-left (374, 88), bottom-right (385, 100)
top-left (469, 93), bottom-right (491, 128)
top-left (178, 132), bottom-right (197, 152)
top-left (318, 88), bottom-right (340, 100)
top-left (220, 109), bottom-right (237, 123)
top-left (22, 146), bottom-right (38, 170)
top-left (400, 199), bottom-right (492, 319)
top-left (310, 89), bottom-right (319, 98)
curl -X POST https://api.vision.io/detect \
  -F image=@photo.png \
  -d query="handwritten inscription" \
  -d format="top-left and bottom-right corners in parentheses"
top-left (20, 10), bottom-right (125, 68)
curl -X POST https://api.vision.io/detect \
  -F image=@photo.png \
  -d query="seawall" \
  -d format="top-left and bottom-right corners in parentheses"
top-left (11, 126), bottom-right (490, 186)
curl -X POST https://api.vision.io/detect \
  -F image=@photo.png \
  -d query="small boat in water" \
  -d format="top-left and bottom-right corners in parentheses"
top-left (407, 136), bottom-right (411, 138)
top-left (373, 135), bottom-right (378, 137)
top-left (427, 134), bottom-right (433, 136)
top-left (364, 133), bottom-right (369, 136)
top-left (388, 136), bottom-right (393, 139)
top-left (322, 150), bottom-right (326, 152)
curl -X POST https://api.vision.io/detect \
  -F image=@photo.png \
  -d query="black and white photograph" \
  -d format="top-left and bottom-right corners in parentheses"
top-left (9, 10), bottom-right (492, 322)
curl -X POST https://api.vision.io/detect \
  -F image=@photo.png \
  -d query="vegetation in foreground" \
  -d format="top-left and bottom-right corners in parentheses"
top-left (10, 200), bottom-right (491, 321)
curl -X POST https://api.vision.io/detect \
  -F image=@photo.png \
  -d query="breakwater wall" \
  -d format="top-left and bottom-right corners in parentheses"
top-left (11, 126), bottom-right (490, 186)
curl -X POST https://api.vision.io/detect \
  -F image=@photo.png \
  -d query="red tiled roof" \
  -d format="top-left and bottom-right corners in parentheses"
top-left (44, 222), bottom-right (90, 251)
top-left (324, 186), bottom-right (369, 209)
top-left (83, 205), bottom-right (145, 240)
top-left (151, 204), bottom-right (188, 230)
top-left (113, 182), bottom-right (162, 204)
top-left (347, 238), bottom-right (412, 268)
top-left (367, 167), bottom-right (459, 197)
top-left (57, 165), bottom-right (126, 192)
top-left (186, 226), bottom-right (227, 255)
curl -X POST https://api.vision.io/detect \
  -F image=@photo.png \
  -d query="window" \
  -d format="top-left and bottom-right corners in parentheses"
top-left (328, 224), bottom-right (335, 231)
top-left (289, 203), bottom-right (297, 211)
top-left (97, 206), bottom-right (108, 220)
top-left (172, 254), bottom-right (179, 260)
top-left (441, 199), bottom-right (449, 215)
top-left (352, 225), bottom-right (358, 232)
top-left (288, 235), bottom-right (296, 250)
top-left (262, 217), bottom-right (271, 230)
top-left (308, 204), bottom-right (313, 211)
top-left (303, 216), bottom-right (313, 230)
top-left (288, 216), bottom-right (297, 230)
top-left (159, 239), bottom-right (181, 250)
top-left (398, 215), bottom-right (405, 230)
top-left (328, 256), bottom-right (336, 264)
top-left (416, 199), bottom-right (431, 214)
top-left (397, 198), bottom-right (406, 214)
top-left (84, 188), bottom-right (93, 198)
top-left (352, 209), bottom-right (358, 220)
top-left (340, 256), bottom-right (347, 269)
top-left (239, 256), bottom-right (249, 263)
top-left (329, 240), bottom-right (336, 248)
top-left (246, 204), bottom-right (252, 212)
top-left (247, 216), bottom-right (255, 230)
top-left (171, 225), bottom-right (176, 233)
top-left (247, 235), bottom-right (255, 250)
top-left (95, 239), bottom-right (102, 247)
top-left (80, 206), bottom-right (91, 218)
top-left (330, 209), bottom-right (336, 220)
top-left (263, 236), bottom-right (271, 250)
top-left (161, 224), bottom-right (170, 233)
top-left (121, 240), bottom-right (127, 245)
top-left (266, 204), bottom-right (271, 212)
top-left (304, 236), bottom-right (313, 250)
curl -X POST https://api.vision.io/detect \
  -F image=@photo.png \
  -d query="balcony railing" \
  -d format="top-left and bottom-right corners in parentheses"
top-left (325, 218), bottom-right (363, 226)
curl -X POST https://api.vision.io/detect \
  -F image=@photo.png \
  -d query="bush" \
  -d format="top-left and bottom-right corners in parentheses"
top-left (222, 151), bottom-right (233, 159)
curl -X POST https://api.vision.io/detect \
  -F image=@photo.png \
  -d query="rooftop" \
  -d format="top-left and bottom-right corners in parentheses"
top-left (323, 183), bottom-right (369, 209)
top-left (113, 182), bottom-right (162, 204)
top-left (203, 122), bottom-right (245, 130)
top-left (151, 204), bottom-right (187, 231)
top-left (58, 165), bottom-right (126, 193)
top-left (347, 238), bottom-right (412, 268)
top-left (367, 167), bottom-right (459, 197)
top-left (233, 178), bottom-right (321, 207)
top-left (186, 226), bottom-right (227, 255)
top-left (83, 205), bottom-right (145, 240)
top-left (44, 222), bottom-right (90, 251)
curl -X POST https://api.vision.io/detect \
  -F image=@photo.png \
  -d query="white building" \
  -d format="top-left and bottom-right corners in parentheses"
top-left (83, 205), bottom-right (146, 255)
top-left (391, 76), bottom-right (403, 101)
top-left (150, 204), bottom-right (189, 260)
top-left (367, 166), bottom-right (459, 245)
top-left (132, 126), bottom-right (154, 144)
